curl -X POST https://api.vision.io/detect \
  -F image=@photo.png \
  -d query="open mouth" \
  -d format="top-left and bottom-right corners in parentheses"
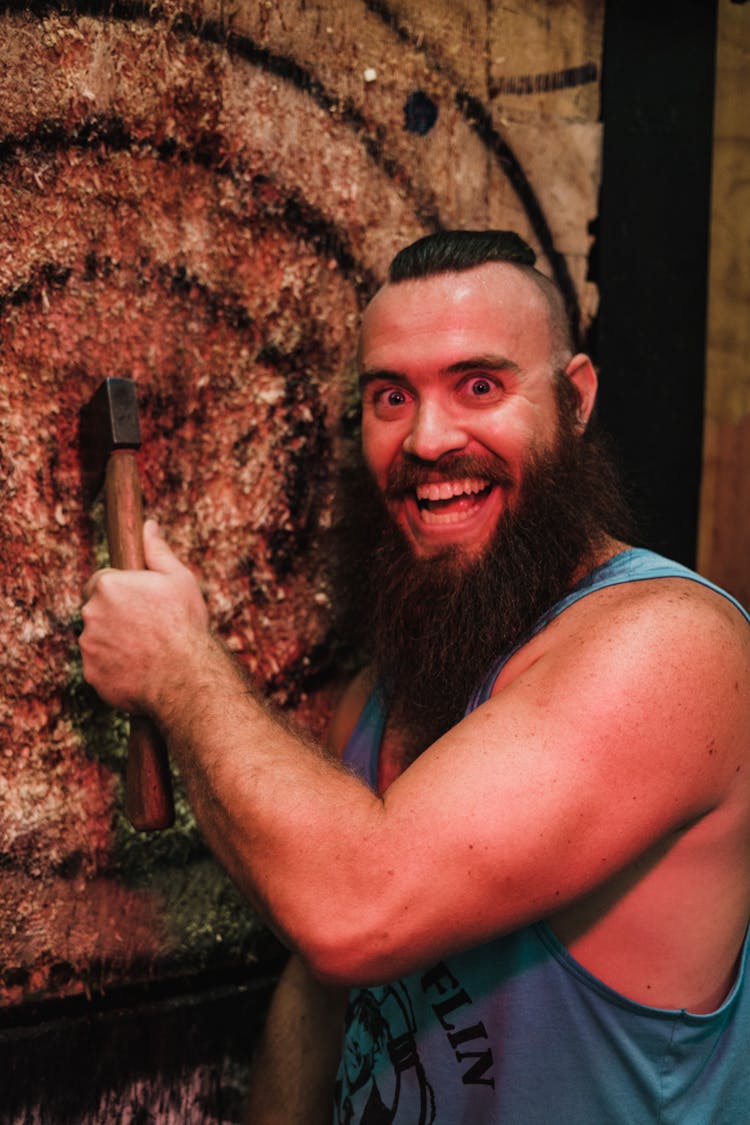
top-left (415, 477), bottom-right (494, 525)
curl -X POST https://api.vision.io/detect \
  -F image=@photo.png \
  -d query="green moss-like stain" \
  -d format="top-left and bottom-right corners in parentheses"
top-left (155, 857), bottom-right (265, 972)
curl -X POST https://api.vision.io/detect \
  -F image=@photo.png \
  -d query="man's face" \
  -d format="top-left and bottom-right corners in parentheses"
top-left (359, 263), bottom-right (563, 560)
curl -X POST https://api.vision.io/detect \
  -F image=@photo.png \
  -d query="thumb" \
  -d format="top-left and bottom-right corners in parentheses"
top-left (143, 519), bottom-right (183, 575)
top-left (143, 519), bottom-right (210, 630)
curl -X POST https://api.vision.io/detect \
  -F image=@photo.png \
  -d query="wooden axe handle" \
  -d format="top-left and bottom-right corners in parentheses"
top-left (104, 450), bottom-right (175, 831)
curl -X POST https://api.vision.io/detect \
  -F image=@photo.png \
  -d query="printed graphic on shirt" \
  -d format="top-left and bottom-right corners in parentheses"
top-left (334, 981), bottom-right (436, 1125)
top-left (420, 961), bottom-right (495, 1089)
top-left (334, 962), bottom-right (496, 1123)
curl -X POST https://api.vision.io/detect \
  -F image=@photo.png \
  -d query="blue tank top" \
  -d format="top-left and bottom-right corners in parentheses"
top-left (334, 550), bottom-right (750, 1124)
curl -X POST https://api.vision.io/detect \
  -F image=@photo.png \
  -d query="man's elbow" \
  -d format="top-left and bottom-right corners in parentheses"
top-left (296, 913), bottom-right (405, 989)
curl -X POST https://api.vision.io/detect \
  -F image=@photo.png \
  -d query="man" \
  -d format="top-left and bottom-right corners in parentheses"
top-left (80, 231), bottom-right (750, 1122)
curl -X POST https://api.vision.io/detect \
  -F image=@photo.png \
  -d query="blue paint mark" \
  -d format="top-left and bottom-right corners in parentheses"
top-left (404, 90), bottom-right (438, 135)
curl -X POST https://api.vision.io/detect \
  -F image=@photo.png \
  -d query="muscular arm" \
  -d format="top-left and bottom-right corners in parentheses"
top-left (244, 953), bottom-right (348, 1125)
top-left (242, 675), bottom-right (369, 1122)
top-left (80, 522), bottom-right (750, 988)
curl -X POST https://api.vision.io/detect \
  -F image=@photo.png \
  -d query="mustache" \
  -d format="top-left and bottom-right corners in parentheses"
top-left (385, 453), bottom-right (515, 498)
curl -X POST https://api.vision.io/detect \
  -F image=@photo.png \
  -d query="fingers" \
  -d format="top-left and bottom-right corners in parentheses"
top-left (82, 523), bottom-right (184, 599)
top-left (82, 567), bottom-right (112, 603)
top-left (82, 518), bottom-right (166, 603)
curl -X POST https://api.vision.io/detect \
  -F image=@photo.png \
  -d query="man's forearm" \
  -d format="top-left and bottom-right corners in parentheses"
top-left (148, 628), bottom-right (387, 966)
top-left (80, 525), bottom-right (387, 972)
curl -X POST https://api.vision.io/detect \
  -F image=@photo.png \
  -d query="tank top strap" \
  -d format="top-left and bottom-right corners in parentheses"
top-left (469, 548), bottom-right (749, 709)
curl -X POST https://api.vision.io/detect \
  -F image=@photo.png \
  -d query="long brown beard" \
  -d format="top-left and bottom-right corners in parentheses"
top-left (332, 383), bottom-right (634, 760)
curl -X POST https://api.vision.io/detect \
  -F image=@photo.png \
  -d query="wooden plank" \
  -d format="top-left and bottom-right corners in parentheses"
top-left (698, 0), bottom-right (750, 606)
top-left (488, 0), bottom-right (604, 334)
top-left (490, 0), bottom-right (603, 122)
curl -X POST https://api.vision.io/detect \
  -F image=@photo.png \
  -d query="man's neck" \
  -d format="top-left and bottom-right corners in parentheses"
top-left (571, 536), bottom-right (630, 586)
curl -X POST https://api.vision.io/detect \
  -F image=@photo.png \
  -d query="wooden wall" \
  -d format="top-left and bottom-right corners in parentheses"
top-left (698, 0), bottom-right (750, 607)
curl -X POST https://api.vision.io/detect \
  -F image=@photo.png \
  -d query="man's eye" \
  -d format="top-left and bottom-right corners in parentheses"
top-left (372, 387), bottom-right (408, 410)
top-left (367, 386), bottom-right (412, 419)
top-left (465, 376), bottom-right (499, 399)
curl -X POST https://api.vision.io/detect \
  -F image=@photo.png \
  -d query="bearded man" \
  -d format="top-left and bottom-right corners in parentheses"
top-left (80, 231), bottom-right (750, 1124)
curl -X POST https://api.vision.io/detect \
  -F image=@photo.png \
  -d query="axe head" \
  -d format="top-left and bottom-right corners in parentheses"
top-left (79, 377), bottom-right (142, 502)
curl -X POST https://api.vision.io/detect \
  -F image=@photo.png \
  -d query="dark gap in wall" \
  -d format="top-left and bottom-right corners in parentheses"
top-left (0, 963), bottom-right (285, 1123)
top-left (591, 0), bottom-right (718, 565)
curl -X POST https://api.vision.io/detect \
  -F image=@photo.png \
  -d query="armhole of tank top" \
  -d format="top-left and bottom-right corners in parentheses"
top-left (342, 686), bottom-right (386, 791)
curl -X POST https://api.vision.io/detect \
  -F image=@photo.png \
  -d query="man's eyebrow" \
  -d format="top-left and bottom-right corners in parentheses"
top-left (358, 355), bottom-right (521, 390)
top-left (358, 367), bottom-right (407, 390)
top-left (443, 355), bottom-right (521, 376)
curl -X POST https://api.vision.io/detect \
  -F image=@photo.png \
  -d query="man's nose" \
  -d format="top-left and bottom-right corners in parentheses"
top-left (402, 400), bottom-right (469, 461)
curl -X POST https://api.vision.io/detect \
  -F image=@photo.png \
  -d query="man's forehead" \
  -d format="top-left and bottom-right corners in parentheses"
top-left (359, 262), bottom-right (553, 365)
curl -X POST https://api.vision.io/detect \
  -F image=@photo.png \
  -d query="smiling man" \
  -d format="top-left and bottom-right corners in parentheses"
top-left (348, 234), bottom-right (633, 771)
top-left (360, 252), bottom-right (572, 555)
top-left (80, 231), bottom-right (750, 1123)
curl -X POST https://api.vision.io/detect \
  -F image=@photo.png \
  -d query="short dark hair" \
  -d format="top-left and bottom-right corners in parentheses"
top-left (387, 230), bottom-right (574, 364)
top-left (388, 229), bottom-right (537, 281)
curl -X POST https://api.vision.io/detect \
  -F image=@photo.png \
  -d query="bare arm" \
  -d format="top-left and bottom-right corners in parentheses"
top-left (80, 522), bottom-right (750, 986)
top-left (242, 675), bottom-right (369, 1122)
top-left (244, 953), bottom-right (348, 1125)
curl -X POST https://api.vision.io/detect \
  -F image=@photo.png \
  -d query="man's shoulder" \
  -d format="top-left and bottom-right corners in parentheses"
top-left (577, 567), bottom-right (745, 660)
top-left (494, 561), bottom-right (749, 699)
top-left (551, 542), bottom-right (748, 641)
top-left (575, 562), bottom-right (749, 640)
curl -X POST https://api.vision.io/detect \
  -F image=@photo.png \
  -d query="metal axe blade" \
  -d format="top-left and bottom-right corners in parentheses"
top-left (79, 377), bottom-right (142, 504)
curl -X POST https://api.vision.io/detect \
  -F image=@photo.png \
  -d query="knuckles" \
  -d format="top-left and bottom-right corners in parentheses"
top-left (78, 557), bottom-right (210, 711)
top-left (78, 528), bottom-right (210, 713)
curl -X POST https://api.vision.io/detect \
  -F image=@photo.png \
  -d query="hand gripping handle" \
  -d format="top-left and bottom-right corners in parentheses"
top-left (104, 450), bottom-right (175, 830)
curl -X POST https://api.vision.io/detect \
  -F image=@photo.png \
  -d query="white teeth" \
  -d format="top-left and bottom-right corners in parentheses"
top-left (415, 477), bottom-right (488, 502)
top-left (421, 507), bottom-right (475, 525)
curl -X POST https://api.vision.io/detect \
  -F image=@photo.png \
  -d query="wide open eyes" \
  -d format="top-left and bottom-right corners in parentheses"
top-left (366, 384), bottom-right (413, 419)
top-left (364, 371), bottom-right (505, 421)
top-left (459, 374), bottom-right (504, 405)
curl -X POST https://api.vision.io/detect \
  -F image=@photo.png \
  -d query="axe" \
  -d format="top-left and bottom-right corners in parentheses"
top-left (80, 377), bottom-right (175, 831)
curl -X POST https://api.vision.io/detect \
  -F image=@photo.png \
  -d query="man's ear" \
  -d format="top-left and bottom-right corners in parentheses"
top-left (564, 353), bottom-right (598, 430)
